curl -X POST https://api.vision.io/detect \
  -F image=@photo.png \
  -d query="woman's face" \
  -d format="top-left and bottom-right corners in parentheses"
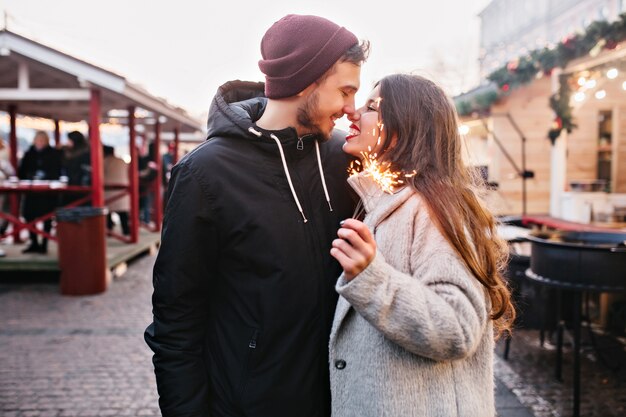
top-left (343, 85), bottom-right (385, 158)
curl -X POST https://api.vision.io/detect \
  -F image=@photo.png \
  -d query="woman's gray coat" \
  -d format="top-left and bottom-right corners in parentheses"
top-left (329, 173), bottom-right (495, 417)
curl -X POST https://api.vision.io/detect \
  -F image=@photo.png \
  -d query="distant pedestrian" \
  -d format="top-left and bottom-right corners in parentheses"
top-left (138, 142), bottom-right (157, 225)
top-left (0, 136), bottom-right (14, 239)
top-left (62, 131), bottom-right (90, 186)
top-left (61, 130), bottom-right (91, 207)
top-left (103, 145), bottom-right (130, 236)
top-left (18, 131), bottom-right (62, 253)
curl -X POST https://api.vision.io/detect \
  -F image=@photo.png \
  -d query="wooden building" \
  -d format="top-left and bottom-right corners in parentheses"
top-left (459, 43), bottom-right (626, 221)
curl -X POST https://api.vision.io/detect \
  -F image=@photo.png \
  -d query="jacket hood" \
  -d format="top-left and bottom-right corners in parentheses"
top-left (206, 80), bottom-right (267, 139)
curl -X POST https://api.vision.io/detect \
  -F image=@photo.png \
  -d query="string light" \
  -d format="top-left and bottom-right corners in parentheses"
top-left (585, 79), bottom-right (597, 89)
top-left (607, 68), bottom-right (618, 79)
top-left (595, 90), bottom-right (606, 99)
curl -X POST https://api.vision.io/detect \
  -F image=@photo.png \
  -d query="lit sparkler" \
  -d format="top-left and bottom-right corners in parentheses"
top-left (346, 97), bottom-right (416, 219)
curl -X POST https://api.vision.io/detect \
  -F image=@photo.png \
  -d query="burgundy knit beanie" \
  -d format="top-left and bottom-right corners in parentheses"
top-left (258, 14), bottom-right (358, 99)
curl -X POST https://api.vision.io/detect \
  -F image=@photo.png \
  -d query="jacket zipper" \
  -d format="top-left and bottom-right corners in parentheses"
top-left (239, 329), bottom-right (259, 404)
top-left (297, 134), bottom-right (314, 151)
top-left (290, 157), bottom-right (331, 388)
top-left (248, 330), bottom-right (258, 349)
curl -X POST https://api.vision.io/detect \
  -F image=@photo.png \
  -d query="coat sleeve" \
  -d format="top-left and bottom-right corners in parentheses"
top-left (144, 162), bottom-right (217, 417)
top-left (335, 219), bottom-right (489, 362)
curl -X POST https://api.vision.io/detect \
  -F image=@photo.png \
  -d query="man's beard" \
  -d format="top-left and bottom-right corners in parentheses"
top-left (296, 90), bottom-right (331, 141)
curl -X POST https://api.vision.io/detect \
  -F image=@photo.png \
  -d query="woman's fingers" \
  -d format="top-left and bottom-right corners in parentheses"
top-left (332, 220), bottom-right (376, 281)
top-left (341, 218), bottom-right (376, 245)
top-left (337, 222), bottom-right (376, 262)
top-left (330, 245), bottom-right (364, 281)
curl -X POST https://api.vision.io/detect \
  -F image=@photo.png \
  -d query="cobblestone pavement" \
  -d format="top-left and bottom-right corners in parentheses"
top-left (495, 327), bottom-right (626, 417)
top-left (0, 254), bottom-right (537, 417)
top-left (0, 255), bottom-right (160, 417)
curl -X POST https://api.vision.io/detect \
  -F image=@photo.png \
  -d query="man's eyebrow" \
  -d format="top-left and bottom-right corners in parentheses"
top-left (341, 85), bottom-right (359, 93)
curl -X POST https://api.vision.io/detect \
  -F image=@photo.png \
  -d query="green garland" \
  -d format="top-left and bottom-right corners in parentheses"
top-left (456, 13), bottom-right (626, 140)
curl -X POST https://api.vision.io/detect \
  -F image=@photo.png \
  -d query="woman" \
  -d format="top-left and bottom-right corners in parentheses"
top-left (329, 74), bottom-right (515, 417)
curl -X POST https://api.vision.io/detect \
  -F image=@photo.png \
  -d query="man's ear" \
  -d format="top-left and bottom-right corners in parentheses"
top-left (296, 83), bottom-right (317, 98)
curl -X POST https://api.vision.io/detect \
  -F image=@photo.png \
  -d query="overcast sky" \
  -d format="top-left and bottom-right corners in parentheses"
top-left (2, 0), bottom-right (491, 120)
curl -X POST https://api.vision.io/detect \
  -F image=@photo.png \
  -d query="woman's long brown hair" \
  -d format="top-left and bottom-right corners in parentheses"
top-left (377, 74), bottom-right (515, 336)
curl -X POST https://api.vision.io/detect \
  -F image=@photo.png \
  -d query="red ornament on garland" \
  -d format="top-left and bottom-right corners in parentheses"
top-left (506, 58), bottom-right (519, 72)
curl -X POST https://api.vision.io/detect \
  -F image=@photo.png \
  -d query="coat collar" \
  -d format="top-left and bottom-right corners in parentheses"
top-left (347, 172), bottom-right (415, 229)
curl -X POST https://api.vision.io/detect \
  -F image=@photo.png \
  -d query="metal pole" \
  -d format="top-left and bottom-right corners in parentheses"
top-left (506, 114), bottom-right (528, 216)
top-left (53, 119), bottom-right (61, 148)
top-left (128, 106), bottom-right (139, 244)
top-left (153, 118), bottom-right (162, 232)
top-left (572, 291), bottom-right (582, 417)
top-left (8, 104), bottom-right (21, 243)
top-left (173, 126), bottom-right (180, 164)
top-left (8, 104), bottom-right (17, 173)
top-left (89, 88), bottom-right (104, 207)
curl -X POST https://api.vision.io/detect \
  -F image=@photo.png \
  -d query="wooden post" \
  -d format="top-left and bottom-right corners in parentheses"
top-left (550, 68), bottom-right (567, 218)
top-left (89, 88), bottom-right (104, 207)
top-left (128, 106), bottom-right (139, 243)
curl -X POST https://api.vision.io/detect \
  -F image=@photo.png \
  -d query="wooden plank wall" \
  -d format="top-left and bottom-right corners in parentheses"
top-left (476, 74), bottom-right (626, 215)
top-left (484, 76), bottom-right (554, 216)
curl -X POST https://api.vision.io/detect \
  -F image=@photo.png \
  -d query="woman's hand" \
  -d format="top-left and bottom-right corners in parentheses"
top-left (330, 218), bottom-right (376, 281)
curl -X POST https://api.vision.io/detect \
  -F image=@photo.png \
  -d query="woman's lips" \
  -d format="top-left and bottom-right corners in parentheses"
top-left (346, 124), bottom-right (360, 141)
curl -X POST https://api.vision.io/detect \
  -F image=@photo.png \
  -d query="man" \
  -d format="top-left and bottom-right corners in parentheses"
top-left (18, 131), bottom-right (62, 254)
top-left (145, 14), bottom-right (368, 417)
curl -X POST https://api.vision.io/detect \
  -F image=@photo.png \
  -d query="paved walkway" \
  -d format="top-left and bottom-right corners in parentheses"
top-left (0, 254), bottom-right (536, 417)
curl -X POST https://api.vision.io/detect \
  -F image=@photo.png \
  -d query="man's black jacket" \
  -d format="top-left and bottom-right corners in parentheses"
top-left (145, 80), bottom-right (355, 417)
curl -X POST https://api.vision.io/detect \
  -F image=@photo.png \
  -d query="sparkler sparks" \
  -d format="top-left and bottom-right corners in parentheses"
top-left (348, 152), bottom-right (416, 194)
top-left (346, 95), bottom-right (416, 220)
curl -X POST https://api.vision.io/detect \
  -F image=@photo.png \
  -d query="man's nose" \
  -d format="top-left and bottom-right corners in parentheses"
top-left (344, 105), bottom-right (360, 122)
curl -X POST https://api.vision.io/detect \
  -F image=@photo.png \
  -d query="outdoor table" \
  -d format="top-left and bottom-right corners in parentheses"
top-left (522, 214), bottom-right (626, 233)
top-left (524, 231), bottom-right (626, 417)
top-left (0, 180), bottom-right (91, 242)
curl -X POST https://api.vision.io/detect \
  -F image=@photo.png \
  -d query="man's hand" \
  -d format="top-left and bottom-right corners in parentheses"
top-left (330, 218), bottom-right (376, 281)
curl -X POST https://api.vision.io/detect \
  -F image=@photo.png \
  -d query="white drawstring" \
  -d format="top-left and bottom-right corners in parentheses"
top-left (248, 127), bottom-right (334, 223)
top-left (248, 127), bottom-right (262, 137)
top-left (269, 134), bottom-right (308, 223)
top-left (314, 140), bottom-right (333, 212)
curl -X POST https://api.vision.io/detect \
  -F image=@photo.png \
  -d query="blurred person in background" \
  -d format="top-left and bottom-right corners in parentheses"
top-left (62, 130), bottom-right (91, 186)
top-left (0, 137), bottom-right (14, 256)
top-left (18, 131), bottom-right (62, 254)
top-left (0, 137), bottom-right (15, 238)
top-left (138, 141), bottom-right (157, 225)
top-left (103, 145), bottom-right (130, 236)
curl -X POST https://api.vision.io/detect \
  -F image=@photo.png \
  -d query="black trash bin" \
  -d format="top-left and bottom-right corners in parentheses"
top-left (56, 207), bottom-right (109, 295)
